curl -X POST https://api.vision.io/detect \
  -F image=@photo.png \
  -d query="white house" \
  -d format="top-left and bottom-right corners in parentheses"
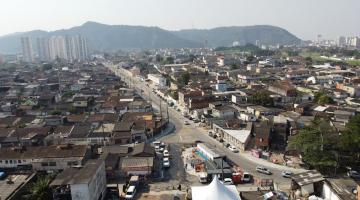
top-left (51, 159), bottom-right (107, 200)
top-left (147, 74), bottom-right (166, 87)
top-left (223, 129), bottom-right (251, 151)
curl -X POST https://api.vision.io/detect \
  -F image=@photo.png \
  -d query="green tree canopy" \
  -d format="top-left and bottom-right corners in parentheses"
top-left (251, 91), bottom-right (274, 107)
top-left (289, 118), bottom-right (339, 173)
top-left (41, 64), bottom-right (53, 71)
top-left (23, 175), bottom-right (53, 200)
top-left (314, 91), bottom-right (334, 105)
top-left (179, 72), bottom-right (190, 85)
top-left (339, 115), bottom-right (360, 167)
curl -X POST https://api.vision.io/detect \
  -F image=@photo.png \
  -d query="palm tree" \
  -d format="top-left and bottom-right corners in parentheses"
top-left (23, 175), bottom-right (53, 200)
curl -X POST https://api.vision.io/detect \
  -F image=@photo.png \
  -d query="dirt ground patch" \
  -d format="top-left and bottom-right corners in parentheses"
top-left (138, 192), bottom-right (185, 200)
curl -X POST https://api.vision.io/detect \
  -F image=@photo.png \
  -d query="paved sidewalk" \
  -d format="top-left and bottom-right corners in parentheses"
top-left (196, 125), bottom-right (306, 173)
top-left (239, 151), bottom-right (306, 173)
top-left (149, 122), bottom-right (175, 143)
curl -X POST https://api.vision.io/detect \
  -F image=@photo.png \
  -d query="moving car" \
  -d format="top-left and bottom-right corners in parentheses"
top-left (163, 157), bottom-right (170, 168)
top-left (228, 146), bottom-right (239, 153)
top-left (163, 149), bottom-right (170, 157)
top-left (256, 166), bottom-right (272, 175)
top-left (347, 171), bottom-right (360, 179)
top-left (281, 171), bottom-right (293, 178)
top-left (125, 185), bottom-right (136, 199)
top-left (222, 178), bottom-right (234, 185)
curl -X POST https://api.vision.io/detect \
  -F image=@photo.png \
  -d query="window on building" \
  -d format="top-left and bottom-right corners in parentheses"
top-left (49, 162), bottom-right (56, 166)
top-left (14, 160), bottom-right (17, 164)
top-left (41, 162), bottom-right (48, 166)
top-left (23, 160), bottom-right (26, 163)
top-left (9, 160), bottom-right (12, 164)
top-left (18, 160), bottom-right (21, 164)
top-left (67, 161), bottom-right (78, 166)
top-left (5, 160), bottom-right (8, 164)
top-left (0, 160), bottom-right (2, 164)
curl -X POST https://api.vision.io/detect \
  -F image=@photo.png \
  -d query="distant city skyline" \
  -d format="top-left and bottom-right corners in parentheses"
top-left (0, 0), bottom-right (359, 40)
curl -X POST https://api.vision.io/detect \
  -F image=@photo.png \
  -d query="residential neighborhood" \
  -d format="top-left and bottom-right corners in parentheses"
top-left (0, 1), bottom-right (360, 199)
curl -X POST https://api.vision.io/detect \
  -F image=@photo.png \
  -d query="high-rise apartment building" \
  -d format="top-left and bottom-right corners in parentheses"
top-left (49, 36), bottom-right (68, 60)
top-left (21, 37), bottom-right (34, 62)
top-left (37, 35), bottom-right (89, 62)
top-left (338, 36), bottom-right (346, 47)
top-left (0, 54), bottom-right (4, 65)
top-left (37, 37), bottom-right (51, 61)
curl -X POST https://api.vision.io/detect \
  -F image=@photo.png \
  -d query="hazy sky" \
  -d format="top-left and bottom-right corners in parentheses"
top-left (0, 0), bottom-right (359, 40)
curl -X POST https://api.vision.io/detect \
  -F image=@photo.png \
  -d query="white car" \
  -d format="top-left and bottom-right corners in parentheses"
top-left (125, 185), bottom-right (136, 199)
top-left (228, 146), bottom-right (239, 153)
top-left (163, 149), bottom-right (170, 157)
top-left (153, 141), bottom-right (161, 146)
top-left (256, 166), bottom-right (272, 175)
top-left (155, 145), bottom-right (160, 152)
top-left (184, 121), bottom-right (190, 125)
top-left (242, 172), bottom-right (251, 183)
top-left (163, 157), bottom-right (170, 168)
top-left (281, 171), bottom-right (293, 178)
top-left (221, 178), bottom-right (233, 185)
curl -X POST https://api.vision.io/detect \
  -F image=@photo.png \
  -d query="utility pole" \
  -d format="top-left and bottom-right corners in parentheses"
top-left (159, 97), bottom-right (162, 124)
top-left (221, 158), bottom-right (224, 180)
top-left (166, 103), bottom-right (169, 123)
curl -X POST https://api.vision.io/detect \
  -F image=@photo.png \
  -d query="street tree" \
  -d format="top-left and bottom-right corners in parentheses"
top-left (289, 118), bottom-right (339, 174)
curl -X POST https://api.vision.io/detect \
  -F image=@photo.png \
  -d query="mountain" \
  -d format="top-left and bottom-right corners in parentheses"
top-left (0, 22), bottom-right (301, 54)
top-left (172, 25), bottom-right (301, 47)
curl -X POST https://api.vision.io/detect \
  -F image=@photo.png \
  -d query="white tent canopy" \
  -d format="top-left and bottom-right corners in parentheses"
top-left (191, 176), bottom-right (241, 200)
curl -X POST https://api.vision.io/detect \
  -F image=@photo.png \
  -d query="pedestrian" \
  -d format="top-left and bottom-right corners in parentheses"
top-left (185, 163), bottom-right (188, 169)
top-left (178, 184), bottom-right (182, 191)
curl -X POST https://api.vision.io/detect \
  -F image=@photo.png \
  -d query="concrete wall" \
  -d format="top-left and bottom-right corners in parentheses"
top-left (71, 161), bottom-right (106, 200)
top-left (322, 182), bottom-right (341, 200)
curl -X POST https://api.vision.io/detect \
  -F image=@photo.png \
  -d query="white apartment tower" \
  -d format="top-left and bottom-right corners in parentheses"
top-left (37, 35), bottom-right (89, 62)
top-left (21, 37), bottom-right (34, 62)
top-left (49, 36), bottom-right (68, 60)
top-left (37, 37), bottom-right (51, 61)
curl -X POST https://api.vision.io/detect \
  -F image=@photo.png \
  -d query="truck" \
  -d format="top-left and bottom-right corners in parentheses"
top-left (232, 168), bottom-right (252, 184)
top-left (199, 172), bottom-right (208, 183)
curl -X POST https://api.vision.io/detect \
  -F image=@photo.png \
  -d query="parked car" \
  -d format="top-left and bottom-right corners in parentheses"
top-left (347, 171), bottom-right (360, 179)
top-left (163, 150), bottom-right (170, 157)
top-left (242, 172), bottom-right (251, 183)
top-left (125, 185), bottom-right (136, 199)
top-left (281, 171), bottom-right (293, 178)
top-left (224, 143), bottom-right (230, 148)
top-left (208, 132), bottom-right (213, 137)
top-left (153, 141), bottom-right (161, 146)
top-left (256, 166), bottom-right (272, 175)
top-left (163, 157), bottom-right (170, 168)
top-left (222, 178), bottom-right (234, 185)
top-left (228, 146), bottom-right (239, 153)
top-left (184, 121), bottom-right (190, 125)
top-left (155, 145), bottom-right (160, 152)
top-left (218, 138), bottom-right (224, 143)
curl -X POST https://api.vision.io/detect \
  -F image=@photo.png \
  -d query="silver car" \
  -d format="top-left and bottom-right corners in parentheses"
top-left (256, 166), bottom-right (272, 175)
